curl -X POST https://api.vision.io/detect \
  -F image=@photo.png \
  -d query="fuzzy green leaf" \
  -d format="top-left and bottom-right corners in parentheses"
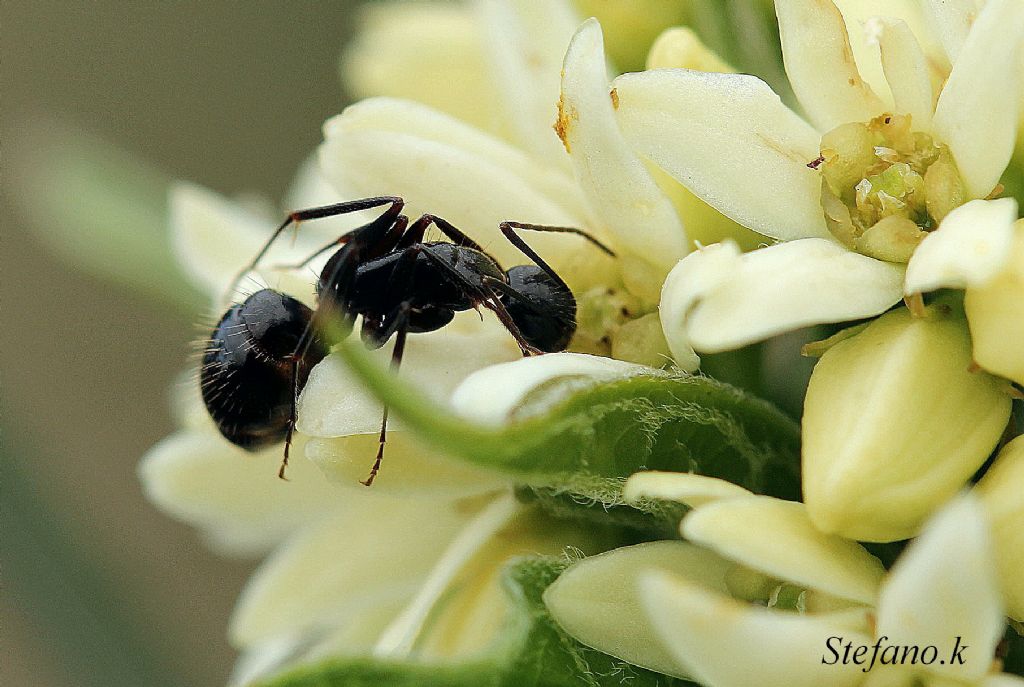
top-left (256, 557), bottom-right (695, 687)
top-left (335, 341), bottom-right (801, 528)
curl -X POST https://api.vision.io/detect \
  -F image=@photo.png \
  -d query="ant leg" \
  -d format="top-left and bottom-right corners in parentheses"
top-left (362, 302), bottom-right (411, 487)
top-left (272, 215), bottom-right (409, 272)
top-left (500, 221), bottom-right (615, 257)
top-left (394, 214), bottom-right (432, 250)
top-left (418, 246), bottom-right (541, 356)
top-left (269, 236), bottom-right (350, 273)
top-left (484, 297), bottom-right (542, 357)
top-left (279, 357), bottom-right (302, 480)
top-left (498, 221), bottom-right (615, 294)
top-left (483, 276), bottom-right (538, 309)
top-left (403, 214), bottom-right (486, 252)
top-left (227, 196), bottom-right (404, 297)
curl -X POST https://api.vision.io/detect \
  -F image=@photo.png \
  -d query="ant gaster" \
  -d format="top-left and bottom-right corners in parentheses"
top-left (200, 196), bottom-right (613, 485)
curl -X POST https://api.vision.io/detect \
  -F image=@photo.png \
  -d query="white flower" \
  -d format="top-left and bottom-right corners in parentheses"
top-left (608, 0), bottom-right (1024, 541)
top-left (603, 0), bottom-right (1024, 362)
top-left (546, 472), bottom-right (1023, 687)
top-left (322, 10), bottom-right (765, 367)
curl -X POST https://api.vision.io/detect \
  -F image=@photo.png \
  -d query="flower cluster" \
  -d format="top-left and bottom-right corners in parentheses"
top-left (137, 1), bottom-right (1024, 686)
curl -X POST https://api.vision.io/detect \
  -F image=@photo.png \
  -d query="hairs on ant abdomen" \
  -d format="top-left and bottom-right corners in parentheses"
top-left (200, 196), bottom-right (614, 485)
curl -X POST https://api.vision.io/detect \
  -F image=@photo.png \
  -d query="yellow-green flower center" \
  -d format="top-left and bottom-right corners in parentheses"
top-left (817, 113), bottom-right (965, 263)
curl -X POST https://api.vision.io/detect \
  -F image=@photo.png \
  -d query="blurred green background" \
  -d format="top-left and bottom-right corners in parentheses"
top-left (3, 3), bottom-right (362, 685)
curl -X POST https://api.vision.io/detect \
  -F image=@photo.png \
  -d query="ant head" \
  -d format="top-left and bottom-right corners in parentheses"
top-left (501, 265), bottom-right (576, 353)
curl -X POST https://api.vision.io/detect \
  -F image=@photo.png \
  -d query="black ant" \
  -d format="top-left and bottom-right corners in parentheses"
top-left (199, 196), bottom-right (613, 485)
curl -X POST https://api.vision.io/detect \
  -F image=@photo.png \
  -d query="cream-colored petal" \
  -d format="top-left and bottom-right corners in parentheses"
top-left (415, 505), bottom-right (596, 660)
top-left (966, 219), bottom-right (1024, 385)
top-left (905, 198), bottom-right (1018, 293)
top-left (876, 496), bottom-right (1005, 682)
top-left (835, 0), bottom-right (946, 99)
top-left (659, 241), bottom-right (741, 367)
top-left (281, 154), bottom-right (377, 240)
top-left (932, 0), bottom-right (1024, 199)
top-left (976, 436), bottom-right (1024, 620)
top-left (138, 430), bottom-right (343, 556)
top-left (660, 239), bottom-right (906, 353)
top-left (641, 570), bottom-right (871, 687)
top-left (303, 592), bottom-right (411, 660)
top-left (297, 311), bottom-right (520, 437)
top-left (559, 19), bottom-right (687, 295)
top-left (451, 352), bottom-right (651, 425)
top-left (623, 471), bottom-right (753, 509)
top-left (373, 493), bottom-right (520, 658)
top-left (168, 367), bottom-right (216, 431)
top-left (775, 0), bottom-right (887, 132)
top-left (229, 495), bottom-right (466, 648)
top-left (340, 2), bottom-right (504, 137)
top-left (922, 0), bottom-right (982, 66)
top-left (230, 633), bottom-right (309, 687)
top-left (169, 183), bottom-right (272, 298)
top-left (324, 98), bottom-right (586, 218)
top-left (561, 22), bottom-right (688, 276)
top-left (474, 0), bottom-right (580, 166)
top-left (867, 17), bottom-right (934, 128)
top-left (682, 496), bottom-right (885, 604)
top-left (169, 181), bottom-right (338, 305)
top-left (982, 675), bottom-right (1024, 687)
top-left (612, 69), bottom-right (827, 241)
top-left (319, 99), bottom-right (613, 290)
top-left (544, 541), bottom-right (735, 679)
top-left (305, 433), bottom-right (507, 498)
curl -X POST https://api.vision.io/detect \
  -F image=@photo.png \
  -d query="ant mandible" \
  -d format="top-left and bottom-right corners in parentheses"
top-left (199, 196), bottom-right (614, 486)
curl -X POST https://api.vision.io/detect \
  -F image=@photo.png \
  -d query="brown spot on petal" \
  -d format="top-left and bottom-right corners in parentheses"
top-left (756, 132), bottom-right (808, 165)
top-left (610, 87), bottom-right (619, 109)
top-left (904, 293), bottom-right (926, 318)
top-left (554, 92), bottom-right (576, 153)
top-left (986, 183), bottom-right (1005, 200)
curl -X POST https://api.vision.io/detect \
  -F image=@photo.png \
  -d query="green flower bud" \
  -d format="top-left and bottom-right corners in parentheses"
top-left (976, 436), bottom-right (1024, 621)
top-left (645, 27), bottom-right (734, 73)
top-left (611, 312), bottom-right (671, 367)
top-left (965, 220), bottom-right (1024, 385)
top-left (817, 113), bottom-right (963, 262)
top-left (803, 307), bottom-right (1012, 542)
top-left (573, 0), bottom-right (691, 71)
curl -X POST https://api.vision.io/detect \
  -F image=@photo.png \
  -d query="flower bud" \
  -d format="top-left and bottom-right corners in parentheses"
top-left (965, 219), bottom-right (1024, 385)
top-left (611, 312), bottom-right (672, 367)
top-left (645, 27), bottom-right (734, 73)
top-left (574, 0), bottom-right (691, 71)
top-left (803, 307), bottom-right (1012, 542)
top-left (975, 435), bottom-right (1024, 620)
